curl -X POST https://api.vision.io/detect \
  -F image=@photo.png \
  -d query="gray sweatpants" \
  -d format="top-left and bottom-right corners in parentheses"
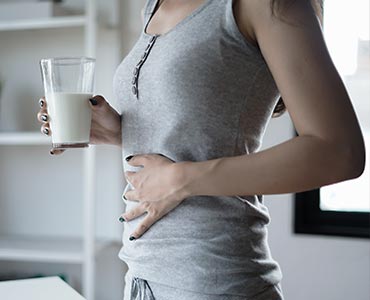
top-left (123, 270), bottom-right (284, 300)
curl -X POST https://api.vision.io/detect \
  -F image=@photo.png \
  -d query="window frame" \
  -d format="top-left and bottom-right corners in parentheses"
top-left (294, 189), bottom-right (370, 239)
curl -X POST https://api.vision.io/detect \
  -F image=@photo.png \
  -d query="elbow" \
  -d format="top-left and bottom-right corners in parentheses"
top-left (351, 151), bottom-right (366, 180)
top-left (324, 138), bottom-right (366, 184)
top-left (341, 140), bottom-right (366, 180)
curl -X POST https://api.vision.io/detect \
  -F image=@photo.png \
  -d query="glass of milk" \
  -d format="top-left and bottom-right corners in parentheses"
top-left (39, 57), bottom-right (95, 149)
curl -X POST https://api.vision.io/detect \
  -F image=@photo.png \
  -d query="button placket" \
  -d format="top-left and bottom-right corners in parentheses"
top-left (131, 35), bottom-right (158, 99)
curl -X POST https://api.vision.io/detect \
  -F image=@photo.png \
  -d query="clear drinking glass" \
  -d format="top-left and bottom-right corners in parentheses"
top-left (40, 57), bottom-right (95, 149)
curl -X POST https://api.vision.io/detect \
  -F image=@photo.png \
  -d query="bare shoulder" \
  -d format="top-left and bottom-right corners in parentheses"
top-left (233, 0), bottom-right (319, 49)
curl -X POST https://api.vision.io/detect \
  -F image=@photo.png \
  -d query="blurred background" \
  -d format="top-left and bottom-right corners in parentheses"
top-left (0, 0), bottom-right (368, 299)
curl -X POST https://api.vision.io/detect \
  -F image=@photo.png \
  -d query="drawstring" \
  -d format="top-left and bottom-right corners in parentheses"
top-left (130, 277), bottom-right (156, 300)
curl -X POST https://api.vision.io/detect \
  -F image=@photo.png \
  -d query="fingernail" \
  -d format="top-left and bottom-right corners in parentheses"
top-left (39, 98), bottom-right (45, 108)
top-left (129, 236), bottom-right (136, 241)
top-left (118, 216), bottom-right (126, 222)
top-left (122, 194), bottom-right (127, 200)
top-left (43, 128), bottom-right (49, 135)
top-left (89, 98), bottom-right (98, 105)
top-left (125, 155), bottom-right (133, 162)
top-left (50, 150), bottom-right (54, 155)
top-left (41, 114), bottom-right (48, 122)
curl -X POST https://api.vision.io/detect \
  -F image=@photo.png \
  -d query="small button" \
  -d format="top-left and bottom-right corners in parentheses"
top-left (149, 41), bottom-right (155, 48)
top-left (141, 52), bottom-right (148, 60)
top-left (132, 85), bottom-right (137, 95)
top-left (148, 39), bottom-right (155, 47)
top-left (133, 67), bottom-right (139, 75)
top-left (131, 77), bottom-right (137, 85)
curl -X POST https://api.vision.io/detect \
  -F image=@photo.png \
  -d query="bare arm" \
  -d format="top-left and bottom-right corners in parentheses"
top-left (179, 0), bottom-right (366, 197)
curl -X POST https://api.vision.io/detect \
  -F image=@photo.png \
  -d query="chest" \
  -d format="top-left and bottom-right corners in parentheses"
top-left (146, 0), bottom-right (207, 35)
top-left (145, 0), bottom-right (258, 48)
top-left (113, 32), bottom-right (257, 122)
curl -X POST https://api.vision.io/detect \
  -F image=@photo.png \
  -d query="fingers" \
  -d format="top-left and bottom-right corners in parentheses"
top-left (118, 201), bottom-right (158, 240)
top-left (39, 96), bottom-right (47, 109)
top-left (89, 95), bottom-right (106, 108)
top-left (126, 153), bottom-right (173, 167)
top-left (37, 110), bottom-right (49, 123)
top-left (157, 153), bottom-right (176, 163)
top-left (129, 214), bottom-right (157, 240)
top-left (37, 97), bottom-right (48, 122)
top-left (37, 97), bottom-right (66, 156)
top-left (37, 96), bottom-right (50, 133)
top-left (122, 189), bottom-right (139, 202)
top-left (50, 148), bottom-right (66, 155)
top-left (120, 202), bottom-right (148, 222)
top-left (40, 123), bottom-right (51, 136)
top-left (40, 125), bottom-right (65, 155)
top-left (126, 154), bottom-right (148, 167)
top-left (124, 172), bottom-right (138, 190)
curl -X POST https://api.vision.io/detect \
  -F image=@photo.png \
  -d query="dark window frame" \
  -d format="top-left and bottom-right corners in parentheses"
top-left (293, 129), bottom-right (370, 239)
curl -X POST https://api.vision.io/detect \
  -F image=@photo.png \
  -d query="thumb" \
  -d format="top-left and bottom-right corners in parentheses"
top-left (50, 148), bottom-right (66, 156)
top-left (89, 95), bottom-right (106, 107)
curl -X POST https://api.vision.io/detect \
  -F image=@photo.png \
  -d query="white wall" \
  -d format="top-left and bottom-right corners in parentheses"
top-left (263, 113), bottom-right (370, 300)
top-left (0, 20), bottom-right (125, 240)
top-left (0, 1), bottom-right (135, 299)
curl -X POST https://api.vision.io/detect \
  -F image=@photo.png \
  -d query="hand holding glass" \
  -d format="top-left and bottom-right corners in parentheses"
top-left (40, 57), bottom-right (95, 149)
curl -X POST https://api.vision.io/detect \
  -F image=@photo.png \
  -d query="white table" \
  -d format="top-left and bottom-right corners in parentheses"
top-left (0, 276), bottom-right (86, 300)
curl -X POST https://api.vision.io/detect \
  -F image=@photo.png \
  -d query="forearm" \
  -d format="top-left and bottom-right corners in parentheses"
top-left (108, 132), bottom-right (122, 147)
top-left (110, 124), bottom-right (122, 147)
top-left (181, 135), bottom-right (361, 197)
top-left (102, 115), bottom-right (122, 147)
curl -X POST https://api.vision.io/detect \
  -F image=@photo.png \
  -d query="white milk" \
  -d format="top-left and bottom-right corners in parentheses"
top-left (46, 92), bottom-right (93, 147)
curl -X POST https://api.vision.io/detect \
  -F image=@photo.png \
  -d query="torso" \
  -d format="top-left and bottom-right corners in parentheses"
top-left (114, 0), bottom-right (283, 296)
top-left (146, 0), bottom-right (259, 48)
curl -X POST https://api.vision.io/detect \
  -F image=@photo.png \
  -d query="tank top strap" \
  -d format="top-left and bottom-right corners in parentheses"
top-left (222, 0), bottom-right (261, 54)
top-left (142, 0), bottom-right (160, 30)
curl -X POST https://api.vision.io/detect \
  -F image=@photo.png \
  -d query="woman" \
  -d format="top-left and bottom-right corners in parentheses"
top-left (37, 0), bottom-right (366, 299)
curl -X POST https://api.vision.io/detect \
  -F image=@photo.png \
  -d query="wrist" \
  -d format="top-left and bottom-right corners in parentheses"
top-left (109, 116), bottom-right (122, 147)
top-left (111, 129), bottom-right (122, 146)
top-left (176, 158), bottom-right (221, 198)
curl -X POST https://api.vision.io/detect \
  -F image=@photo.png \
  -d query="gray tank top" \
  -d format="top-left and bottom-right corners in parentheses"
top-left (113, 0), bottom-right (283, 297)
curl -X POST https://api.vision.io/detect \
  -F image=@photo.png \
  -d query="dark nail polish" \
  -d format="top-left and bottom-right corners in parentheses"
top-left (50, 150), bottom-right (54, 155)
top-left (118, 216), bottom-right (126, 222)
top-left (125, 155), bottom-right (133, 162)
top-left (89, 98), bottom-right (98, 105)
top-left (129, 236), bottom-right (136, 241)
top-left (43, 128), bottom-right (49, 135)
top-left (39, 99), bottom-right (45, 108)
top-left (122, 194), bottom-right (127, 200)
top-left (41, 114), bottom-right (48, 122)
